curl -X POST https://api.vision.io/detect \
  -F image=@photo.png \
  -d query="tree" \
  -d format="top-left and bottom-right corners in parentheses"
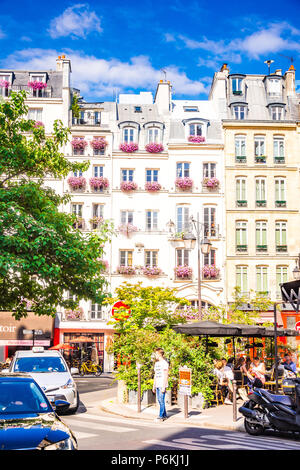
top-left (0, 91), bottom-right (113, 319)
top-left (106, 282), bottom-right (190, 332)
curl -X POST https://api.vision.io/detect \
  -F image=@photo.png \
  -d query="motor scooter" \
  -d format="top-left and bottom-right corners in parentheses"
top-left (239, 378), bottom-right (300, 436)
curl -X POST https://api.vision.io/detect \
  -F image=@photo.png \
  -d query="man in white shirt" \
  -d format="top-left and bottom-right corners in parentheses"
top-left (152, 348), bottom-right (169, 421)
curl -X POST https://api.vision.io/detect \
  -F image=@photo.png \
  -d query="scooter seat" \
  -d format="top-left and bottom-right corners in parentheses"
top-left (260, 388), bottom-right (294, 407)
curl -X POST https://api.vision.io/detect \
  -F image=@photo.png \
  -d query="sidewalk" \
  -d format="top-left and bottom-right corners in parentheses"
top-left (98, 396), bottom-right (246, 432)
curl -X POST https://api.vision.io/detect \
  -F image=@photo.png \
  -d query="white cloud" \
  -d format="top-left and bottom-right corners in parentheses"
top-left (2, 48), bottom-right (208, 98)
top-left (48, 4), bottom-right (102, 39)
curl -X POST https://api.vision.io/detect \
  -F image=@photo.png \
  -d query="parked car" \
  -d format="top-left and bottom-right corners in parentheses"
top-left (7, 348), bottom-right (79, 414)
top-left (0, 373), bottom-right (78, 450)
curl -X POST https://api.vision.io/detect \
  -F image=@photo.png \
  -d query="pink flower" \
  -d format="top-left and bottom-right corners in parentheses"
top-left (90, 137), bottom-right (108, 150)
top-left (117, 266), bottom-right (136, 275)
top-left (28, 81), bottom-right (47, 90)
top-left (175, 177), bottom-right (193, 190)
top-left (0, 80), bottom-right (10, 88)
top-left (203, 177), bottom-right (219, 189)
top-left (120, 181), bottom-right (138, 192)
top-left (145, 143), bottom-right (164, 153)
top-left (118, 223), bottom-right (138, 235)
top-left (202, 265), bottom-right (220, 279)
top-left (89, 177), bottom-right (109, 189)
top-left (142, 266), bottom-right (162, 276)
top-left (120, 143), bottom-right (138, 153)
top-left (188, 135), bottom-right (205, 143)
top-left (174, 265), bottom-right (193, 279)
top-left (145, 181), bottom-right (161, 192)
top-left (71, 138), bottom-right (88, 150)
top-left (33, 121), bottom-right (44, 128)
top-left (67, 176), bottom-right (86, 189)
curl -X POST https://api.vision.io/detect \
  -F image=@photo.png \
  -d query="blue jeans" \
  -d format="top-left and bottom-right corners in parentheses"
top-left (156, 387), bottom-right (167, 419)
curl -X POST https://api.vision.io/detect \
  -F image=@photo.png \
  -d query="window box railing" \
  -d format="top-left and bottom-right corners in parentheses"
top-left (236, 245), bottom-right (248, 252)
top-left (255, 155), bottom-right (266, 163)
top-left (256, 245), bottom-right (268, 252)
top-left (72, 117), bottom-right (101, 126)
top-left (11, 84), bottom-right (52, 98)
top-left (276, 245), bottom-right (287, 252)
top-left (274, 156), bottom-right (285, 164)
top-left (275, 200), bottom-right (286, 207)
top-left (235, 155), bottom-right (247, 163)
top-left (232, 90), bottom-right (243, 95)
top-left (236, 200), bottom-right (247, 207)
top-left (256, 200), bottom-right (266, 207)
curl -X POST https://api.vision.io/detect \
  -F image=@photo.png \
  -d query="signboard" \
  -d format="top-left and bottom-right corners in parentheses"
top-left (295, 321), bottom-right (300, 332)
top-left (280, 280), bottom-right (300, 312)
top-left (179, 366), bottom-right (192, 396)
top-left (112, 301), bottom-right (131, 322)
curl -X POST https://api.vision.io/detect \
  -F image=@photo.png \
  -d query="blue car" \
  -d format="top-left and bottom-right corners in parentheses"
top-left (0, 373), bottom-right (78, 450)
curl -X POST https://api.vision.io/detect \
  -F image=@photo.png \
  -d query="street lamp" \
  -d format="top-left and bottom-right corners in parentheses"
top-left (182, 213), bottom-right (212, 319)
top-left (293, 253), bottom-right (300, 280)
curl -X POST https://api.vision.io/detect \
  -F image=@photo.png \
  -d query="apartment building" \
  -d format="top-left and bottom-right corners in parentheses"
top-left (210, 63), bottom-right (300, 328)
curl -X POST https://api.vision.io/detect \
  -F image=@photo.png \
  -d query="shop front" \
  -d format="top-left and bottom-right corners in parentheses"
top-left (0, 311), bottom-right (54, 362)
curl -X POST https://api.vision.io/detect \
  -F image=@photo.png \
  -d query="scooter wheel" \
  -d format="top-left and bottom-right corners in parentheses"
top-left (244, 419), bottom-right (264, 436)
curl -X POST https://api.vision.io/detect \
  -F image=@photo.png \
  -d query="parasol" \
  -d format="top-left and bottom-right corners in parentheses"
top-left (49, 343), bottom-right (75, 350)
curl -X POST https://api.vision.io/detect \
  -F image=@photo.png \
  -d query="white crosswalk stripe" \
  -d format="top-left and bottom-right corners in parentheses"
top-left (64, 412), bottom-right (180, 429)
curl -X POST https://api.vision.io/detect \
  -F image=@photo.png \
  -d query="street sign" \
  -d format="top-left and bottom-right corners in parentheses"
top-left (179, 366), bottom-right (192, 396)
top-left (23, 329), bottom-right (43, 335)
top-left (295, 321), bottom-right (300, 332)
top-left (280, 280), bottom-right (300, 312)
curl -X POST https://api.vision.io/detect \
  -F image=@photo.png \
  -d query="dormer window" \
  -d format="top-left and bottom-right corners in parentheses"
top-left (134, 106), bottom-right (142, 113)
top-left (123, 127), bottom-right (135, 143)
top-left (270, 105), bottom-right (285, 121)
top-left (267, 77), bottom-right (282, 96)
top-left (148, 127), bottom-right (161, 143)
top-left (232, 77), bottom-right (243, 95)
top-left (233, 105), bottom-right (247, 120)
top-left (189, 123), bottom-right (202, 136)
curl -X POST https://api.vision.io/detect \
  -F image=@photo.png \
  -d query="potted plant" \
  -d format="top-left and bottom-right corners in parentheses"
top-left (90, 137), bottom-right (108, 151)
top-left (89, 177), bottom-right (109, 190)
top-left (119, 143), bottom-right (138, 153)
top-left (145, 143), bottom-right (164, 153)
top-left (117, 266), bottom-right (136, 275)
top-left (90, 216), bottom-right (104, 229)
top-left (203, 177), bottom-right (220, 189)
top-left (145, 181), bottom-right (161, 192)
top-left (64, 306), bottom-right (84, 321)
top-left (71, 138), bottom-right (88, 150)
top-left (28, 81), bottom-right (47, 90)
top-left (174, 265), bottom-right (193, 279)
top-left (175, 177), bottom-right (193, 191)
top-left (67, 176), bottom-right (86, 190)
top-left (188, 135), bottom-right (205, 143)
top-left (142, 266), bottom-right (162, 277)
top-left (0, 80), bottom-right (10, 88)
top-left (202, 265), bottom-right (220, 279)
top-left (120, 181), bottom-right (138, 192)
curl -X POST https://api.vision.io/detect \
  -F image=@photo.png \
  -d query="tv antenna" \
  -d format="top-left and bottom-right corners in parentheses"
top-left (161, 69), bottom-right (167, 81)
top-left (279, 53), bottom-right (295, 65)
top-left (264, 59), bottom-right (274, 75)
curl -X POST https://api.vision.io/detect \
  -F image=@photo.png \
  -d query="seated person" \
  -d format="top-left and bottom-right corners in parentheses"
top-left (213, 360), bottom-right (233, 404)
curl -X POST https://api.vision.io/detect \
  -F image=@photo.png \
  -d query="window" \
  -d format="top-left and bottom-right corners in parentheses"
top-left (204, 249), bottom-right (216, 266)
top-left (235, 135), bottom-right (246, 162)
top-left (236, 178), bottom-right (247, 205)
top-left (123, 127), bottom-right (135, 143)
top-left (121, 210), bottom-right (134, 225)
top-left (256, 221), bottom-right (267, 251)
top-left (274, 136), bottom-right (285, 162)
top-left (233, 106), bottom-right (246, 120)
top-left (71, 204), bottom-right (83, 217)
top-left (147, 128), bottom-right (161, 143)
top-left (146, 210), bottom-right (158, 231)
top-left (189, 123), bottom-right (202, 136)
top-left (256, 266), bottom-right (268, 295)
top-left (29, 74), bottom-right (47, 97)
top-left (276, 266), bottom-right (288, 297)
top-left (73, 169), bottom-right (83, 177)
top-left (146, 169), bottom-right (159, 182)
top-left (232, 77), bottom-right (243, 94)
top-left (134, 106), bottom-right (142, 113)
top-left (145, 250), bottom-right (158, 267)
top-left (203, 163), bottom-right (216, 179)
top-left (93, 165), bottom-right (104, 178)
top-left (236, 266), bottom-right (248, 294)
top-left (176, 162), bottom-right (190, 178)
top-left (204, 207), bottom-right (217, 237)
top-left (120, 250), bottom-right (133, 267)
top-left (28, 108), bottom-right (43, 122)
top-left (176, 248), bottom-right (189, 266)
top-left (176, 206), bottom-right (190, 233)
top-left (267, 78), bottom-right (281, 95)
top-left (121, 169), bottom-right (134, 182)
top-left (92, 204), bottom-right (104, 218)
top-left (90, 303), bottom-right (104, 320)
top-left (236, 221), bottom-right (247, 251)
top-left (275, 221), bottom-right (287, 251)
top-left (275, 178), bottom-right (286, 205)
top-left (255, 178), bottom-right (266, 206)
top-left (270, 106), bottom-right (284, 121)
top-left (254, 136), bottom-right (265, 158)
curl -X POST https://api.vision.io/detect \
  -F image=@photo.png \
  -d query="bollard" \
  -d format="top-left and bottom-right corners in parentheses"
top-left (232, 379), bottom-right (237, 422)
top-left (136, 362), bottom-right (142, 413)
top-left (184, 394), bottom-right (188, 419)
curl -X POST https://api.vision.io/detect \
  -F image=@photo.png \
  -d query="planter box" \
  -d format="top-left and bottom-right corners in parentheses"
top-left (128, 389), bottom-right (156, 406)
top-left (177, 392), bottom-right (205, 410)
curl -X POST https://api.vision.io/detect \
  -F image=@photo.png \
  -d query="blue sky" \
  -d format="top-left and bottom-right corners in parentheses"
top-left (1, 0), bottom-right (300, 101)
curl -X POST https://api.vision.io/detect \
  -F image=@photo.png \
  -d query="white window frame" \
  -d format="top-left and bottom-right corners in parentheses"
top-left (236, 221), bottom-right (248, 247)
top-left (71, 203), bottom-right (83, 217)
top-left (176, 206), bottom-right (190, 233)
top-left (146, 210), bottom-right (158, 231)
top-left (121, 169), bottom-right (134, 182)
top-left (123, 127), bottom-right (135, 143)
top-left (275, 221), bottom-right (287, 246)
top-left (189, 122), bottom-right (203, 136)
top-left (90, 303), bottom-right (104, 320)
top-left (120, 210), bottom-right (134, 225)
top-left (233, 105), bottom-right (246, 120)
top-left (256, 221), bottom-right (267, 247)
top-left (92, 204), bottom-right (104, 218)
top-left (236, 178), bottom-right (247, 202)
top-left (235, 135), bottom-right (246, 157)
top-left (204, 206), bottom-right (217, 237)
top-left (28, 108), bottom-right (43, 121)
top-left (145, 250), bottom-right (158, 267)
top-left (256, 266), bottom-right (268, 294)
top-left (254, 136), bottom-right (265, 156)
top-left (146, 169), bottom-right (159, 182)
top-left (275, 178), bottom-right (286, 202)
top-left (270, 106), bottom-right (284, 121)
top-left (255, 178), bottom-right (267, 202)
top-left (236, 266), bottom-right (248, 294)
top-left (273, 136), bottom-right (284, 159)
top-left (203, 163), bottom-right (216, 179)
top-left (176, 248), bottom-right (189, 266)
top-left (147, 127), bottom-right (161, 143)
top-left (176, 162), bottom-right (190, 178)
top-left (93, 165), bottom-right (104, 178)
top-left (120, 250), bottom-right (133, 267)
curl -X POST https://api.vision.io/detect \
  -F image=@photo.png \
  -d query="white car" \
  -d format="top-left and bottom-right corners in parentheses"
top-left (8, 348), bottom-right (79, 414)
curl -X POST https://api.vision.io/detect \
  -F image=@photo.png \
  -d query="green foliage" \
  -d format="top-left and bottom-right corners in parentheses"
top-left (71, 93), bottom-right (81, 119)
top-left (0, 91), bottom-right (113, 319)
top-left (106, 282), bottom-right (190, 331)
top-left (108, 328), bottom-right (214, 400)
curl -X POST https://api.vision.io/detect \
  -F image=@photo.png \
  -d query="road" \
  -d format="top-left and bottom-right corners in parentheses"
top-left (60, 375), bottom-right (300, 452)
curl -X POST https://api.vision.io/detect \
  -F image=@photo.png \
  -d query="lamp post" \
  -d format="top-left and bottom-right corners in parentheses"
top-left (292, 253), bottom-right (300, 281)
top-left (183, 213), bottom-right (211, 319)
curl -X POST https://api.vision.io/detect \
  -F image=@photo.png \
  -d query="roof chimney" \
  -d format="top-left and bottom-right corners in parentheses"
top-left (285, 64), bottom-right (296, 96)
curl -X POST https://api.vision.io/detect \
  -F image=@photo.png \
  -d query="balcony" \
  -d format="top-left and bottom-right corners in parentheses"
top-left (274, 156), bottom-right (285, 164)
top-left (256, 200), bottom-right (267, 207)
top-left (256, 291), bottom-right (270, 298)
top-left (72, 116), bottom-right (101, 126)
top-left (256, 245), bottom-right (268, 252)
top-left (276, 245), bottom-right (287, 252)
top-left (255, 155), bottom-right (266, 163)
top-left (235, 155), bottom-right (247, 163)
top-left (236, 245), bottom-right (248, 252)
top-left (10, 84), bottom-right (53, 98)
top-left (236, 200), bottom-right (247, 207)
top-left (275, 200), bottom-right (286, 207)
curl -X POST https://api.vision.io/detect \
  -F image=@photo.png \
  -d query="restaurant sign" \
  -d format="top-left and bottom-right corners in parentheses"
top-left (0, 311), bottom-right (54, 346)
top-left (178, 366), bottom-right (192, 396)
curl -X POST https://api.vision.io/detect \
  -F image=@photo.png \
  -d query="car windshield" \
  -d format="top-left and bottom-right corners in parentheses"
top-left (14, 356), bottom-right (67, 373)
top-left (0, 380), bottom-right (52, 414)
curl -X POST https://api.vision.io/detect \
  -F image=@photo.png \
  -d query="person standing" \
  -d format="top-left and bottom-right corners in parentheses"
top-left (152, 348), bottom-right (169, 422)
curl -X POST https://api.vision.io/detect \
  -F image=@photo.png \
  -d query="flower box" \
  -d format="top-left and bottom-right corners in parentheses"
top-left (255, 155), bottom-right (266, 163)
top-left (256, 200), bottom-right (266, 207)
top-left (89, 177), bottom-right (109, 190)
top-left (276, 245), bottom-right (287, 252)
top-left (175, 177), bottom-right (193, 191)
top-left (90, 137), bottom-right (108, 150)
top-left (142, 266), bottom-right (162, 276)
top-left (203, 177), bottom-right (219, 189)
top-left (174, 265), bottom-right (193, 279)
top-left (0, 80), bottom-right (10, 88)
top-left (33, 121), bottom-right (44, 128)
top-left (145, 143), bottom-right (164, 153)
top-left (71, 138), bottom-right (88, 150)
top-left (145, 181), bottom-right (161, 192)
top-left (202, 265), bottom-right (220, 279)
top-left (236, 245), bottom-right (248, 252)
top-left (188, 135), bottom-right (205, 143)
top-left (118, 223), bottom-right (138, 236)
top-left (120, 181), bottom-right (138, 192)
top-left (90, 216), bottom-right (104, 228)
top-left (117, 266), bottom-right (136, 275)
top-left (275, 200), bottom-right (286, 207)
top-left (67, 176), bottom-right (86, 190)
top-left (256, 245), bottom-right (268, 252)
top-left (119, 143), bottom-right (138, 153)
top-left (28, 81), bottom-right (47, 90)
top-left (64, 307), bottom-right (84, 321)
top-left (237, 200), bottom-right (247, 207)
top-left (236, 155), bottom-right (246, 163)
top-left (274, 156), bottom-right (285, 163)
